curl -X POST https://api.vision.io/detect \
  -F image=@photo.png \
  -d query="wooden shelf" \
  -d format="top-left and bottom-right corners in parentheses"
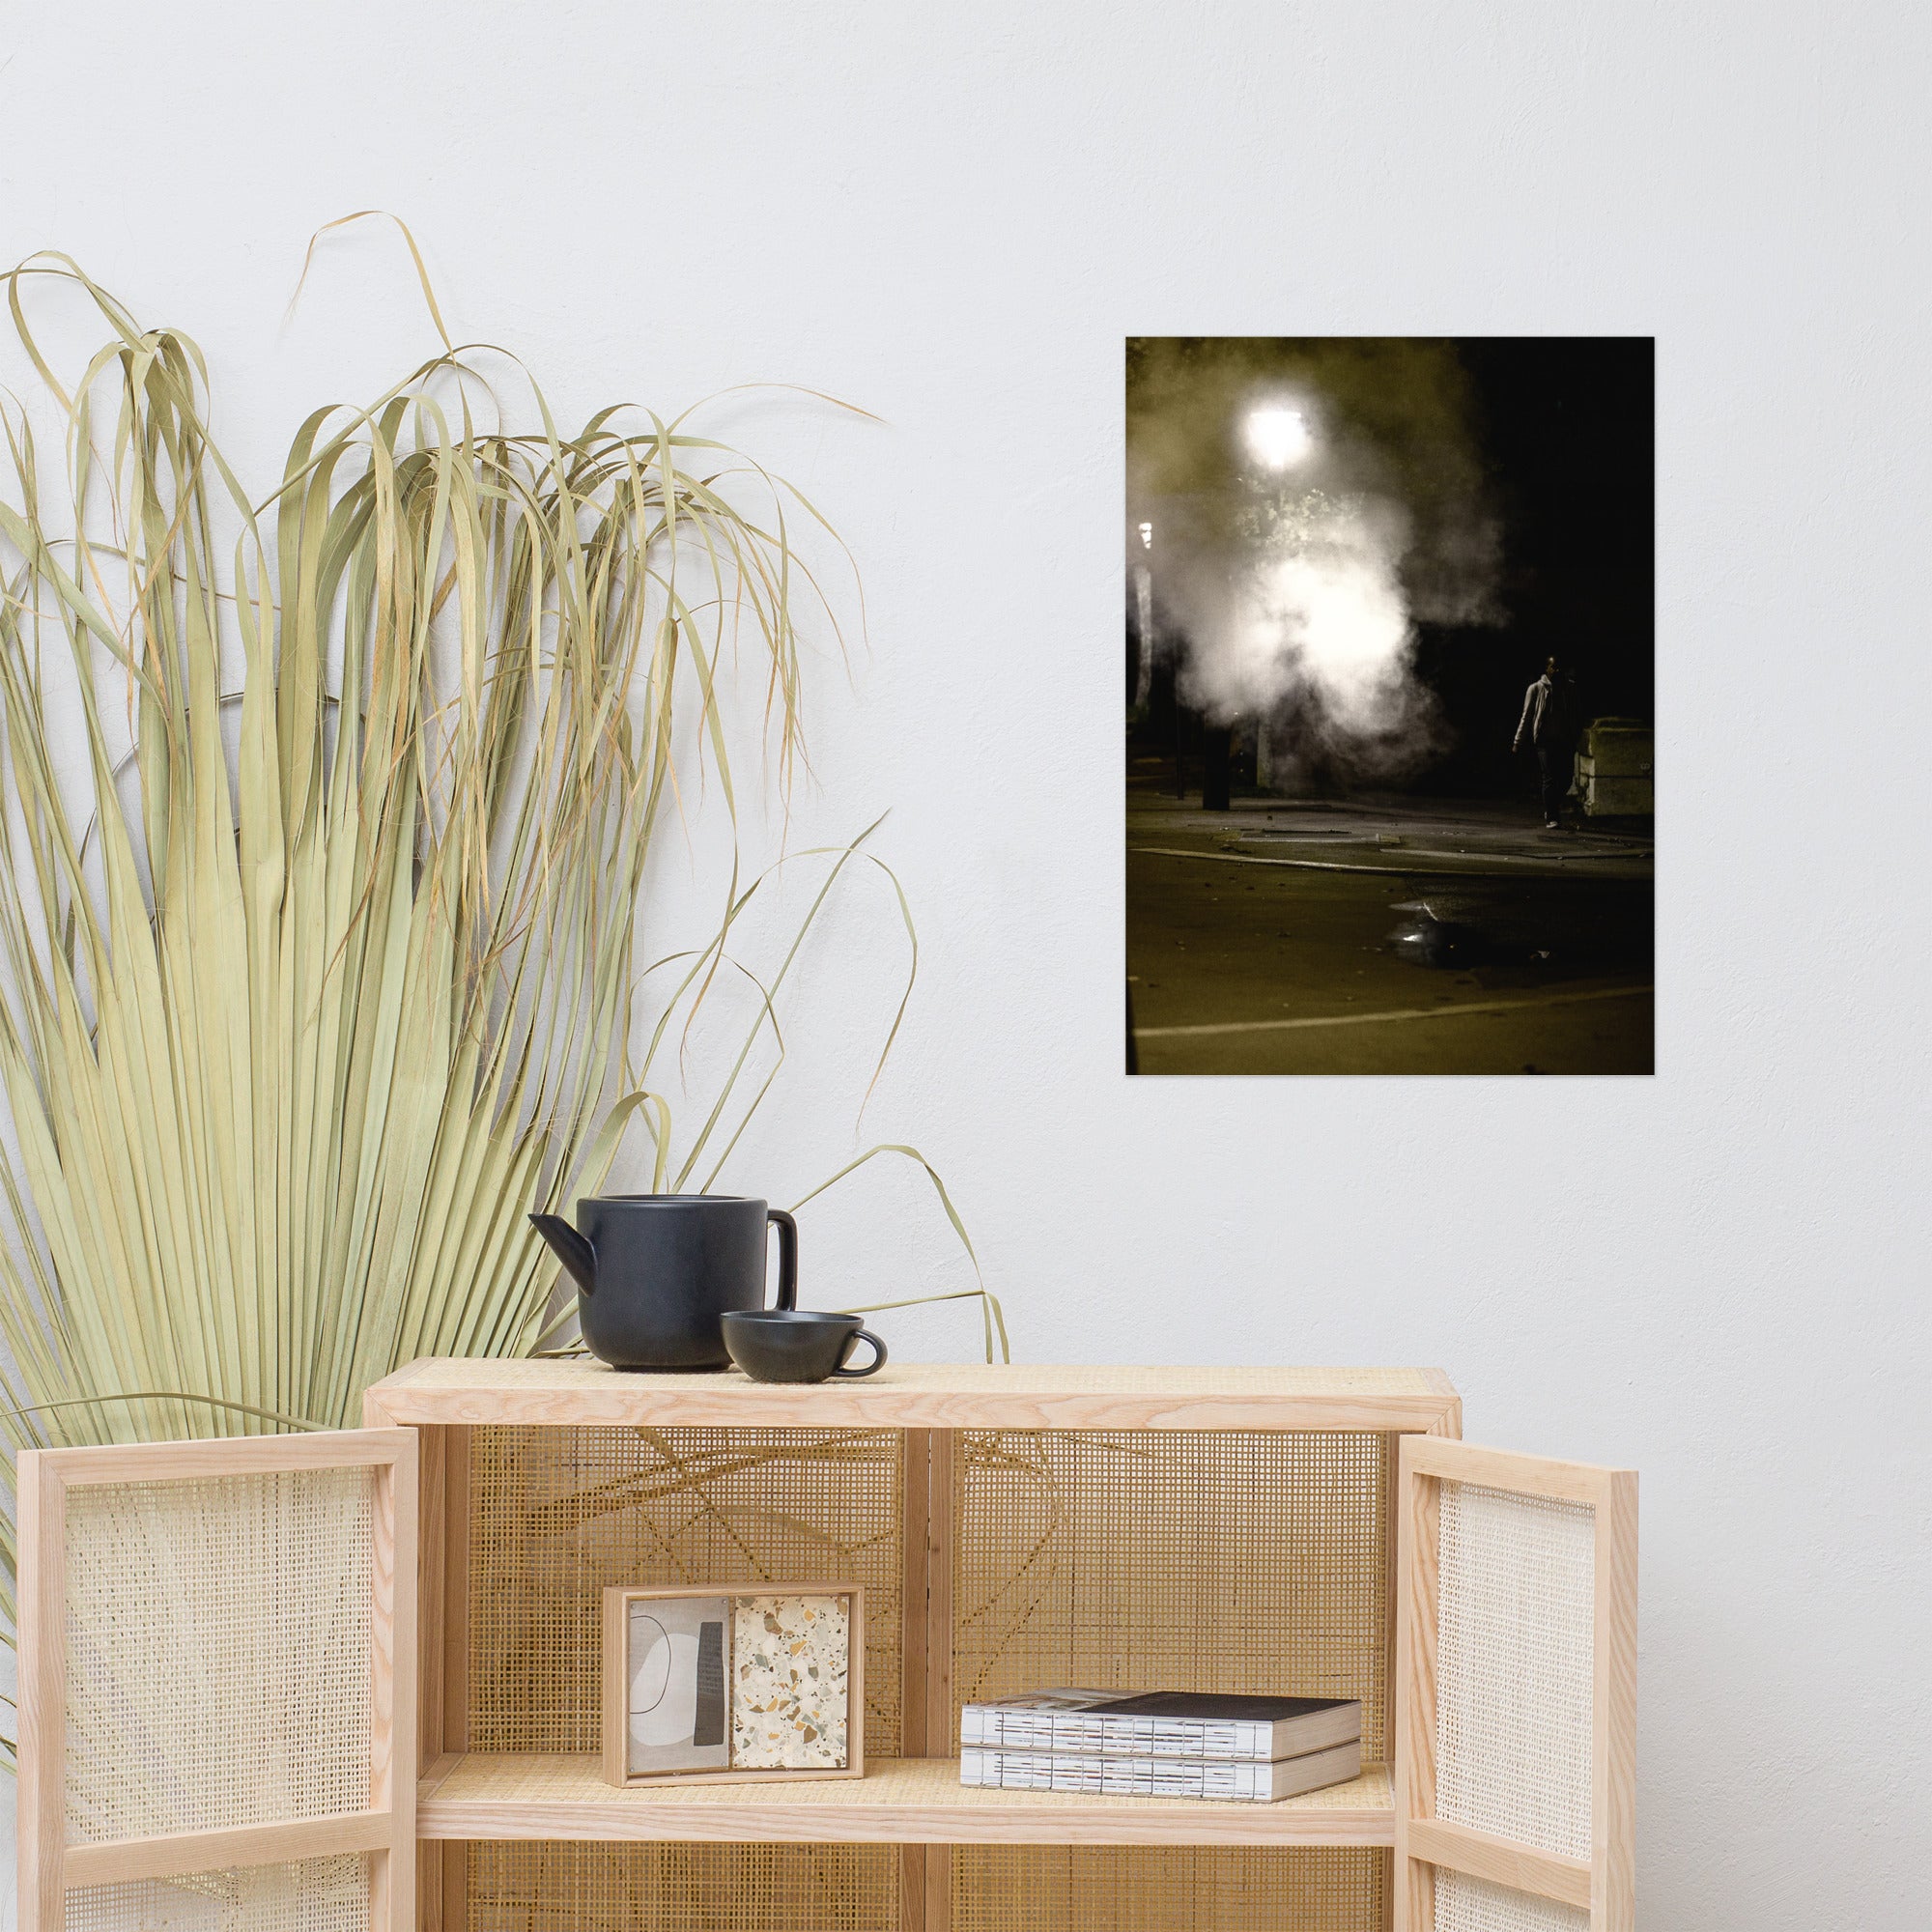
top-left (416, 1753), bottom-right (1395, 1848)
top-left (366, 1357), bottom-right (1461, 1434)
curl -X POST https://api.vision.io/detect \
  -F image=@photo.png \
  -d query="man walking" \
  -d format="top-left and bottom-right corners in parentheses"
top-left (1514, 656), bottom-right (1581, 829)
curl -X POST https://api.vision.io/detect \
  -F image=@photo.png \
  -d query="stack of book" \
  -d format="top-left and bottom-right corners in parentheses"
top-left (958, 1689), bottom-right (1362, 1804)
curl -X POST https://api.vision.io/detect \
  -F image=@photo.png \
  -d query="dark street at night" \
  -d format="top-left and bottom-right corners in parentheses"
top-left (1127, 780), bottom-right (1653, 1075)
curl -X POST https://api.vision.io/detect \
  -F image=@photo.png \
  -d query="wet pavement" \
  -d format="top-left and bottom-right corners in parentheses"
top-left (1126, 778), bottom-right (1654, 1075)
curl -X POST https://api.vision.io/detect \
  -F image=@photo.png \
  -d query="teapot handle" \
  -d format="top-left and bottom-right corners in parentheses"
top-left (767, 1208), bottom-right (798, 1311)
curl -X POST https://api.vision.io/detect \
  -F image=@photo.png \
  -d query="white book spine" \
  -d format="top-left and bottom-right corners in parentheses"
top-left (959, 1747), bottom-right (1289, 1802)
top-left (958, 1709), bottom-right (1278, 1761)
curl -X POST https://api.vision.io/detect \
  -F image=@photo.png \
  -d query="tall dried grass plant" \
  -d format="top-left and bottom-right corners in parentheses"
top-left (0, 231), bottom-right (1000, 1763)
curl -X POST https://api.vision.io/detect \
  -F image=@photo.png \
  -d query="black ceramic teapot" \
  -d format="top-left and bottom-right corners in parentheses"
top-left (529, 1194), bottom-right (798, 1371)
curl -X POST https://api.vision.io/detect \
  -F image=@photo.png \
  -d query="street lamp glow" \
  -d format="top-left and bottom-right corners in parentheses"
top-left (1244, 406), bottom-right (1312, 471)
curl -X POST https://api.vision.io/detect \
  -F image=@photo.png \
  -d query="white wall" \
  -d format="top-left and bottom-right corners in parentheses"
top-left (4, 2), bottom-right (1928, 1924)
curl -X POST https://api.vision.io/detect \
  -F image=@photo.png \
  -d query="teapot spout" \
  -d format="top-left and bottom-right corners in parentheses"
top-left (529, 1213), bottom-right (598, 1296)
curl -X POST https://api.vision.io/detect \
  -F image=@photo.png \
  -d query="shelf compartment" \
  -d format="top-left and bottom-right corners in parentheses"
top-left (416, 1754), bottom-right (1394, 1848)
top-left (464, 1424), bottom-right (906, 1758)
top-left (952, 1428), bottom-right (1394, 1761)
top-left (952, 1842), bottom-right (1389, 1932)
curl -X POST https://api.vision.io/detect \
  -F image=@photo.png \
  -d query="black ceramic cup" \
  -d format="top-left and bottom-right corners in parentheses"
top-left (720, 1310), bottom-right (888, 1383)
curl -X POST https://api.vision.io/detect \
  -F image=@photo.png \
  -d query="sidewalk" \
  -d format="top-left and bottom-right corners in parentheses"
top-left (1128, 782), bottom-right (1654, 882)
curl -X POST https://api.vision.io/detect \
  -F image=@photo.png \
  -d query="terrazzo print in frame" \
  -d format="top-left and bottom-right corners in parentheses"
top-left (731, 1593), bottom-right (853, 1770)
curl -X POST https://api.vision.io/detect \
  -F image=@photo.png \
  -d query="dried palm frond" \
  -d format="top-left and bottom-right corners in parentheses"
top-left (0, 237), bottom-right (1001, 1766)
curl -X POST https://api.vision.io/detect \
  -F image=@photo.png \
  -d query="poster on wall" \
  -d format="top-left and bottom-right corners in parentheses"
top-left (1124, 337), bottom-right (1654, 1077)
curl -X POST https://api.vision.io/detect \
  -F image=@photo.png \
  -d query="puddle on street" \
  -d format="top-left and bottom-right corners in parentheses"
top-left (1386, 877), bottom-right (1652, 982)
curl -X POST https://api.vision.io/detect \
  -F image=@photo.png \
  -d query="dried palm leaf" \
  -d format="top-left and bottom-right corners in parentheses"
top-left (0, 235), bottom-right (1001, 1766)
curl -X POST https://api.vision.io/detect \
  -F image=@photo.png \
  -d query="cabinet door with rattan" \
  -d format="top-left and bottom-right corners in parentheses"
top-left (15, 1430), bottom-right (418, 1932)
top-left (1394, 1438), bottom-right (1636, 1932)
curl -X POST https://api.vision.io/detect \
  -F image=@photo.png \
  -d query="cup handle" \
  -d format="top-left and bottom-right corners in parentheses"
top-left (767, 1208), bottom-right (798, 1311)
top-left (832, 1328), bottom-right (887, 1378)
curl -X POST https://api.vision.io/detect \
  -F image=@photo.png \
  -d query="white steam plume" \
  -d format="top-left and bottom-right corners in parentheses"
top-left (1180, 493), bottom-right (1411, 727)
top-left (1168, 489), bottom-right (1444, 776)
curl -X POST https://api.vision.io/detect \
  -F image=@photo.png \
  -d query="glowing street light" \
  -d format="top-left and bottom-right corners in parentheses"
top-left (1244, 405), bottom-right (1312, 472)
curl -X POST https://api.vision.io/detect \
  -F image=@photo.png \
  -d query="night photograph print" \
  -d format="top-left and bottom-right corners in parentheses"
top-left (1125, 336), bottom-right (1654, 1076)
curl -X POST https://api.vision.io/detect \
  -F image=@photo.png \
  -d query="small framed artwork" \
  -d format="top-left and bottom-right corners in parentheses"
top-left (601, 1583), bottom-right (865, 1787)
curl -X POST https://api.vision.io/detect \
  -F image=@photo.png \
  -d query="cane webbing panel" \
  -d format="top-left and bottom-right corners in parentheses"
top-left (952, 1847), bottom-right (1387, 1931)
top-left (953, 1431), bottom-right (1392, 1758)
top-left (1435, 1481), bottom-right (1595, 1861)
top-left (1434, 1870), bottom-right (1589, 1932)
top-left (63, 1855), bottom-right (370, 1932)
top-left (63, 1469), bottom-right (375, 1842)
top-left (468, 1426), bottom-right (902, 1756)
top-left (466, 1841), bottom-right (897, 1932)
